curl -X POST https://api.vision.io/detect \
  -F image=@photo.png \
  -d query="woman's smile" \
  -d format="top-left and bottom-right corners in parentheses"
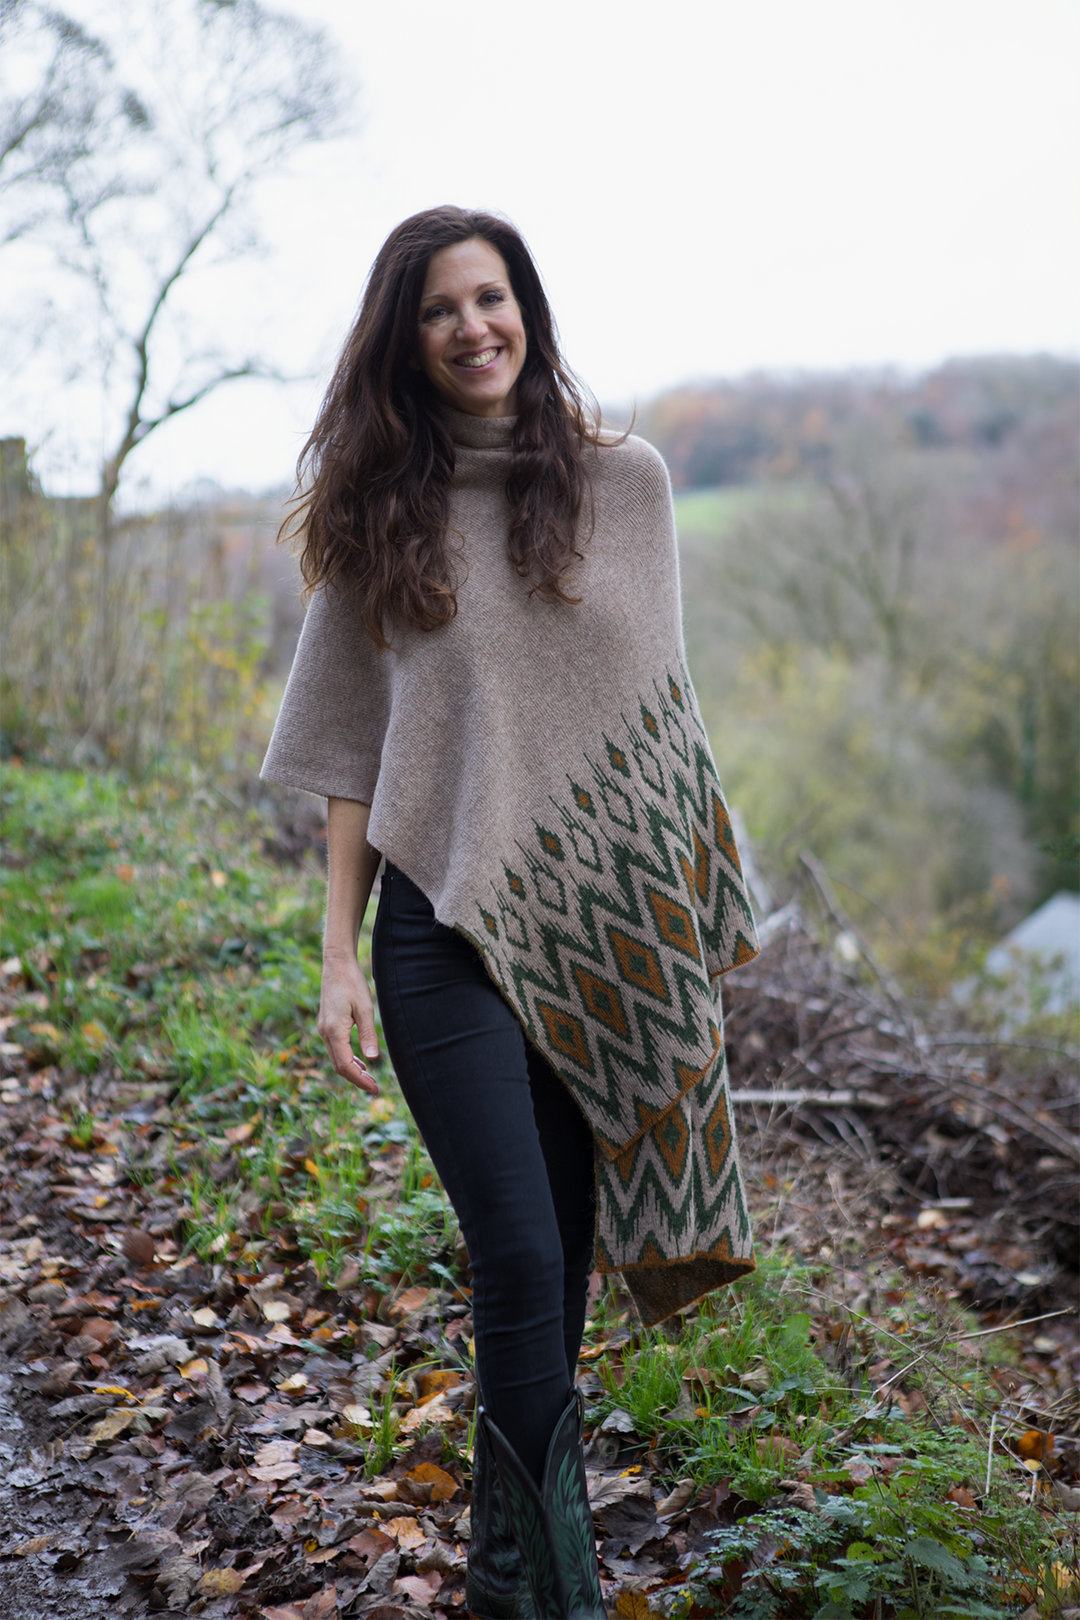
top-left (417, 237), bottom-right (527, 416)
top-left (454, 346), bottom-right (501, 369)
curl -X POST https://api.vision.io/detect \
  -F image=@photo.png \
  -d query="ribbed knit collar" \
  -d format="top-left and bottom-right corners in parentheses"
top-left (439, 403), bottom-right (516, 450)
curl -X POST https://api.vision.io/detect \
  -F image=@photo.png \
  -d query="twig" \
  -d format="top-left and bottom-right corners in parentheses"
top-left (986, 1413), bottom-right (997, 1497)
top-left (730, 1088), bottom-right (890, 1108)
top-left (958, 1309), bottom-right (1075, 1342)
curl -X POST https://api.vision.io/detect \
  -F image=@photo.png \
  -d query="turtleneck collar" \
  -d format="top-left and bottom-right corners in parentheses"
top-left (439, 403), bottom-right (516, 450)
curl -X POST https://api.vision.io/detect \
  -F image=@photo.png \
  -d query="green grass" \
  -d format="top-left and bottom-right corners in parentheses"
top-left (673, 486), bottom-right (769, 540)
top-left (0, 762), bottom-right (460, 1300)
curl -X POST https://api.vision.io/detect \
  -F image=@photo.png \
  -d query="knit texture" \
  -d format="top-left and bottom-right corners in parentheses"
top-left (262, 407), bottom-right (759, 1323)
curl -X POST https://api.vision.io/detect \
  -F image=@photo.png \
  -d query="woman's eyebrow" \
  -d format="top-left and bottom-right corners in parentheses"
top-left (420, 278), bottom-right (508, 304)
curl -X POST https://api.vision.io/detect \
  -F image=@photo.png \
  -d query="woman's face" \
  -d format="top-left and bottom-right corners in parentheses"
top-left (416, 237), bottom-right (527, 418)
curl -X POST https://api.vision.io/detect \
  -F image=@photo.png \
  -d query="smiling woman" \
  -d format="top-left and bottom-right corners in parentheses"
top-left (262, 204), bottom-right (758, 1620)
top-left (415, 238), bottom-right (528, 417)
top-left (285, 205), bottom-right (601, 651)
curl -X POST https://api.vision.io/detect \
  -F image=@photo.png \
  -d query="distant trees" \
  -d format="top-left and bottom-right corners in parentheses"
top-left (669, 359), bottom-right (1079, 957)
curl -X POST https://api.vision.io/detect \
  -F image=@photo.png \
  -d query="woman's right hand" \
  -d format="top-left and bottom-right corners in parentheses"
top-left (318, 950), bottom-right (380, 1095)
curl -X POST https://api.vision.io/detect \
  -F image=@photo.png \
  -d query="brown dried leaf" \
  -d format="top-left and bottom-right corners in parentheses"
top-left (416, 1368), bottom-right (461, 1400)
top-left (384, 1516), bottom-right (427, 1550)
top-left (196, 1567), bottom-right (247, 1595)
top-left (302, 1587), bottom-right (339, 1619)
top-left (656, 1478), bottom-right (696, 1517)
top-left (276, 1372), bottom-right (309, 1393)
top-left (12, 1535), bottom-right (53, 1557)
top-left (121, 1230), bottom-right (156, 1268)
top-left (1016, 1429), bottom-right (1054, 1462)
top-left (388, 1285), bottom-right (432, 1319)
top-left (401, 1461), bottom-right (459, 1503)
top-left (88, 1409), bottom-right (136, 1445)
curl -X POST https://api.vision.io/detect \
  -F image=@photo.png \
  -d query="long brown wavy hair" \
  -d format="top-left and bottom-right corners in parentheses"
top-left (283, 206), bottom-right (606, 646)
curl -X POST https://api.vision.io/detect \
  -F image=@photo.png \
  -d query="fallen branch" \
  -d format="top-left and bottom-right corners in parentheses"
top-left (730, 1088), bottom-right (890, 1109)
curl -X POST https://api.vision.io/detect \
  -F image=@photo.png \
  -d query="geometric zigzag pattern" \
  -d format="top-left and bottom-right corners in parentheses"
top-left (461, 665), bottom-right (760, 1324)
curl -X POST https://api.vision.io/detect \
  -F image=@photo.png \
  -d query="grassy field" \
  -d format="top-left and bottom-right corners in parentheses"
top-left (1, 762), bottom-right (1077, 1618)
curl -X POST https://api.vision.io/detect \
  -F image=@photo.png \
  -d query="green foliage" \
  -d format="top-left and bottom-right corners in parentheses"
top-left (675, 391), bottom-right (1079, 994)
top-left (0, 762), bottom-right (463, 1301)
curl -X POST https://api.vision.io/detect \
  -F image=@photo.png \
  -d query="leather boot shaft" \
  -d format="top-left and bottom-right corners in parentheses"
top-left (481, 1390), bottom-right (605, 1620)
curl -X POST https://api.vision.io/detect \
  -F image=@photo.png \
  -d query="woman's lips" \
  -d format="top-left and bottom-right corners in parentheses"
top-left (453, 347), bottom-right (501, 370)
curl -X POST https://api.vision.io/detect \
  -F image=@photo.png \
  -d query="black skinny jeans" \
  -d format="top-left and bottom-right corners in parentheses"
top-left (371, 862), bottom-right (596, 1485)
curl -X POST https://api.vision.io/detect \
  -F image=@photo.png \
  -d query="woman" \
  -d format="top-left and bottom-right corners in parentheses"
top-left (262, 206), bottom-right (759, 1620)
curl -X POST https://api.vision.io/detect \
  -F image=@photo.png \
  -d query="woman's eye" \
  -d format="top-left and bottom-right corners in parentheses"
top-left (481, 291), bottom-right (504, 305)
top-left (422, 304), bottom-right (449, 321)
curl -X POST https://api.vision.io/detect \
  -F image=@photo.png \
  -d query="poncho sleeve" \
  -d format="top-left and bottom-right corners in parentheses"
top-left (260, 582), bottom-right (390, 805)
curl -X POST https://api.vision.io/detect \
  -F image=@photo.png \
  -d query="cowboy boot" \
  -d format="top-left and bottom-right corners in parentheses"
top-left (466, 1414), bottom-right (534, 1619)
top-left (481, 1390), bottom-right (604, 1620)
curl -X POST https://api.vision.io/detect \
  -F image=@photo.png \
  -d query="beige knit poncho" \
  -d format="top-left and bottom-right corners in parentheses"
top-left (262, 406), bottom-right (759, 1324)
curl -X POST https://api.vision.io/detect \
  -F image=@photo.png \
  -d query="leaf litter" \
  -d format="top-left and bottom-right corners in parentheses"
top-left (0, 768), bottom-right (1077, 1617)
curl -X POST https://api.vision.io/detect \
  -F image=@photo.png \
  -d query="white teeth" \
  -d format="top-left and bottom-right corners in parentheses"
top-left (457, 348), bottom-right (498, 368)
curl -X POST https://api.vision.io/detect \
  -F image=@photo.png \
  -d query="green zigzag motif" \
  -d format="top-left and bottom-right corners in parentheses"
top-left (462, 663), bottom-right (758, 1294)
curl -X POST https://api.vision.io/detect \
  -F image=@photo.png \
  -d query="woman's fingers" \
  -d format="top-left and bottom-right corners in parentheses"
top-left (318, 964), bottom-right (380, 1093)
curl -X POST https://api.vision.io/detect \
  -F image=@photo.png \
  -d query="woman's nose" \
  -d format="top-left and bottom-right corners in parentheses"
top-left (456, 306), bottom-right (486, 341)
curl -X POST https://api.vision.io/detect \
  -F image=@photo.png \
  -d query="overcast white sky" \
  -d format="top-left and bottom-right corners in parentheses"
top-left (5, 0), bottom-right (1079, 500)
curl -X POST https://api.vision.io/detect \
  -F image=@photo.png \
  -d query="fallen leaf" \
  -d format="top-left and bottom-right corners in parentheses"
top-left (268, 1323), bottom-right (302, 1346)
top-left (210, 869), bottom-right (227, 888)
top-left (235, 1381), bottom-right (270, 1402)
top-left (615, 1594), bottom-right (662, 1620)
top-left (302, 1587), bottom-right (339, 1619)
top-left (400, 1396), bottom-right (453, 1434)
top-left (363, 1478), bottom-right (400, 1501)
top-left (388, 1285), bottom-right (432, 1319)
top-left (302, 1428), bottom-right (333, 1448)
top-left (251, 1460), bottom-right (303, 1482)
top-left (842, 1457), bottom-right (873, 1483)
top-left (255, 1440), bottom-right (300, 1466)
top-left (260, 1608), bottom-right (306, 1620)
top-left (80, 1020), bottom-right (109, 1050)
top-left (341, 1402), bottom-right (372, 1430)
top-left (179, 1356), bottom-right (209, 1379)
top-left (385, 1516), bottom-right (427, 1550)
top-left (656, 1478), bottom-right (696, 1517)
top-left (778, 1480), bottom-right (819, 1511)
top-left (401, 1461), bottom-right (459, 1503)
top-left (262, 1299), bottom-right (292, 1322)
top-left (1016, 1429), bottom-right (1054, 1463)
top-left (225, 1121), bottom-right (257, 1144)
top-left (88, 1409), bottom-right (136, 1445)
top-left (946, 1485), bottom-right (978, 1512)
top-left (599, 1407), bottom-right (637, 1435)
top-left (587, 1473), bottom-right (653, 1510)
top-left (416, 1368), bottom-right (461, 1399)
top-left (115, 864), bottom-right (134, 882)
top-left (393, 1573), bottom-right (439, 1606)
top-left (277, 1372), bottom-right (309, 1394)
top-left (191, 1306), bottom-right (220, 1329)
top-left (122, 1230), bottom-right (157, 1267)
top-left (12, 1535), bottom-right (53, 1557)
top-left (348, 1528), bottom-right (397, 1561)
top-left (196, 1567), bottom-right (247, 1596)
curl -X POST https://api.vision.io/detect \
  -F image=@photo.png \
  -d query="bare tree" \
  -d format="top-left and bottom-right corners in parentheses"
top-left (0, 2), bottom-right (132, 242)
top-left (1, 0), bottom-right (352, 736)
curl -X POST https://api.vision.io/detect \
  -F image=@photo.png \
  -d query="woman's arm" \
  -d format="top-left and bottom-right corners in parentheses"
top-left (318, 796), bottom-right (382, 1095)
